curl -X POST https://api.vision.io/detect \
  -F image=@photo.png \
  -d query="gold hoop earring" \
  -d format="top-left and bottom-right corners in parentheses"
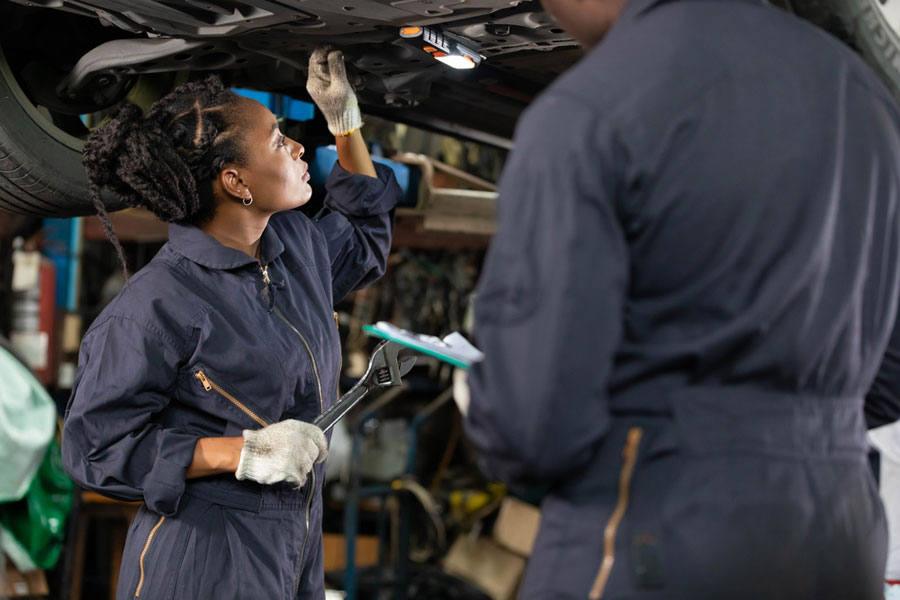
top-left (242, 193), bottom-right (253, 206)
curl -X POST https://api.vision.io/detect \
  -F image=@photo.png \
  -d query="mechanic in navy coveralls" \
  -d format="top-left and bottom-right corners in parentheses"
top-left (464, 0), bottom-right (900, 598)
top-left (61, 48), bottom-right (398, 599)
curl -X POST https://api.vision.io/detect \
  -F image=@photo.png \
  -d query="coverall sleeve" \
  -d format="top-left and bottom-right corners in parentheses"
top-left (867, 315), bottom-right (900, 428)
top-left (313, 161), bottom-right (400, 303)
top-left (464, 97), bottom-right (628, 487)
top-left (62, 315), bottom-right (197, 516)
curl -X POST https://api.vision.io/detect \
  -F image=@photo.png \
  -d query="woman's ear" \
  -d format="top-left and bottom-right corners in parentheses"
top-left (218, 165), bottom-right (248, 199)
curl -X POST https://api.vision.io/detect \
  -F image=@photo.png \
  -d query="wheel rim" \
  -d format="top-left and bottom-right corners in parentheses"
top-left (0, 43), bottom-right (184, 152)
top-left (0, 44), bottom-right (85, 151)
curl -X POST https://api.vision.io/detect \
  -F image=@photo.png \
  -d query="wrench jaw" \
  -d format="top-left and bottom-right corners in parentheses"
top-left (313, 340), bottom-right (416, 433)
top-left (373, 341), bottom-right (407, 388)
top-left (374, 355), bottom-right (417, 387)
top-left (357, 340), bottom-right (390, 392)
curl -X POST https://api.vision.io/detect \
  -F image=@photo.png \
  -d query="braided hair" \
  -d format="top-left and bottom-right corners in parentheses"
top-left (83, 75), bottom-right (248, 276)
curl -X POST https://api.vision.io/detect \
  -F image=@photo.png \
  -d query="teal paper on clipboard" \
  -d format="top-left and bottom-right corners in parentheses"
top-left (363, 322), bottom-right (484, 370)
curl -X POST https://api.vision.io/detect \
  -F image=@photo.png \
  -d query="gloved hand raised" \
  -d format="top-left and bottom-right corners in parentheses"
top-left (306, 46), bottom-right (362, 136)
top-left (236, 419), bottom-right (328, 488)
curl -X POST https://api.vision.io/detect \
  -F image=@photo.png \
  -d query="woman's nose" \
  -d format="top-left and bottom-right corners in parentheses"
top-left (290, 138), bottom-right (304, 160)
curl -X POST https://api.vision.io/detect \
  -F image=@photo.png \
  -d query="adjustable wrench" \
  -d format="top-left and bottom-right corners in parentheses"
top-left (314, 340), bottom-right (415, 433)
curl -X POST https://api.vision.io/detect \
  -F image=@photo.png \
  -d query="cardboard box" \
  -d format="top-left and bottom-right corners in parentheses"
top-left (492, 497), bottom-right (541, 557)
top-left (322, 533), bottom-right (379, 572)
top-left (443, 536), bottom-right (526, 600)
top-left (3, 561), bottom-right (48, 598)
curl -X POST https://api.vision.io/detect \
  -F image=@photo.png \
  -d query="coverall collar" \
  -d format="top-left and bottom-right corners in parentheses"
top-left (168, 219), bottom-right (286, 270)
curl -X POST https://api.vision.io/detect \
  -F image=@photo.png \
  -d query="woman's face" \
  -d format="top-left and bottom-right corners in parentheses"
top-left (234, 98), bottom-right (312, 212)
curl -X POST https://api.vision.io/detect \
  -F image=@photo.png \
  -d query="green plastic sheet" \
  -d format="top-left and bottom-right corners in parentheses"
top-left (0, 437), bottom-right (74, 570)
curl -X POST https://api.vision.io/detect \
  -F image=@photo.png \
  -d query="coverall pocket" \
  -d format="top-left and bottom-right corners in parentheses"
top-left (190, 365), bottom-right (273, 431)
top-left (587, 427), bottom-right (644, 600)
top-left (168, 498), bottom-right (302, 600)
top-left (621, 431), bottom-right (681, 596)
top-left (577, 422), bottom-right (681, 600)
top-left (121, 506), bottom-right (191, 600)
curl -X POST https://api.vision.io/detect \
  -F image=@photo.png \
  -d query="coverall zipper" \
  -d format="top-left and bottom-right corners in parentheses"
top-left (195, 370), bottom-right (270, 427)
top-left (134, 515), bottom-right (166, 597)
top-left (259, 262), bottom-right (323, 595)
top-left (334, 311), bottom-right (342, 405)
top-left (589, 427), bottom-right (643, 600)
top-left (260, 264), bottom-right (325, 415)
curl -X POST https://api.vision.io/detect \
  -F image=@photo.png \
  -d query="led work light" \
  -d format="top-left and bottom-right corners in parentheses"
top-left (400, 26), bottom-right (483, 70)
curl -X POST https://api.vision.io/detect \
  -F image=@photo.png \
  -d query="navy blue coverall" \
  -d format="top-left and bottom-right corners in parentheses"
top-left (62, 162), bottom-right (399, 599)
top-left (465, 1), bottom-right (900, 598)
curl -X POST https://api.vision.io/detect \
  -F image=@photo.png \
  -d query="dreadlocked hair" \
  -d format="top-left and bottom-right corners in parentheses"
top-left (83, 75), bottom-right (248, 277)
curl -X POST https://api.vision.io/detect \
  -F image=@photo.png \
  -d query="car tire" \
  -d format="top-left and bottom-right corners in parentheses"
top-left (793, 0), bottom-right (900, 98)
top-left (0, 45), bottom-right (109, 218)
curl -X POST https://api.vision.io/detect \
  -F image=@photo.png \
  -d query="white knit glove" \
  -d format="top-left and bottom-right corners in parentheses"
top-left (236, 419), bottom-right (328, 488)
top-left (306, 46), bottom-right (362, 136)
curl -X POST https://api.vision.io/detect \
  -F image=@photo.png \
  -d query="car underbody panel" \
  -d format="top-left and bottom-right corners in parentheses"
top-left (3, 0), bottom-right (582, 142)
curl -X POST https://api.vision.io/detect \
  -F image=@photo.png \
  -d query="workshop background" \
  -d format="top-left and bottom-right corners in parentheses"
top-left (0, 91), bottom-right (548, 600)
top-left (7, 1), bottom-right (900, 598)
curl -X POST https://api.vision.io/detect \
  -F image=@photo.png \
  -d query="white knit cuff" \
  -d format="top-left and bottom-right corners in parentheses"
top-left (327, 105), bottom-right (363, 136)
top-left (235, 429), bottom-right (266, 482)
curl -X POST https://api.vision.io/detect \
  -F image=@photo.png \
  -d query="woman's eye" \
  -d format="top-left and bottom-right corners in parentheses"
top-left (278, 135), bottom-right (286, 147)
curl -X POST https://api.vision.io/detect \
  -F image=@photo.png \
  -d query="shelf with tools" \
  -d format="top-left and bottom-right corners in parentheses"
top-left (82, 151), bottom-right (497, 249)
top-left (389, 151), bottom-right (496, 248)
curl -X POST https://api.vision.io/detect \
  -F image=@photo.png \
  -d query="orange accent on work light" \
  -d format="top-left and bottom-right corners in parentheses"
top-left (401, 26), bottom-right (422, 36)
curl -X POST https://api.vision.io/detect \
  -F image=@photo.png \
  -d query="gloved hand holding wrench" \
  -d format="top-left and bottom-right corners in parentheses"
top-left (237, 341), bottom-right (414, 487)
